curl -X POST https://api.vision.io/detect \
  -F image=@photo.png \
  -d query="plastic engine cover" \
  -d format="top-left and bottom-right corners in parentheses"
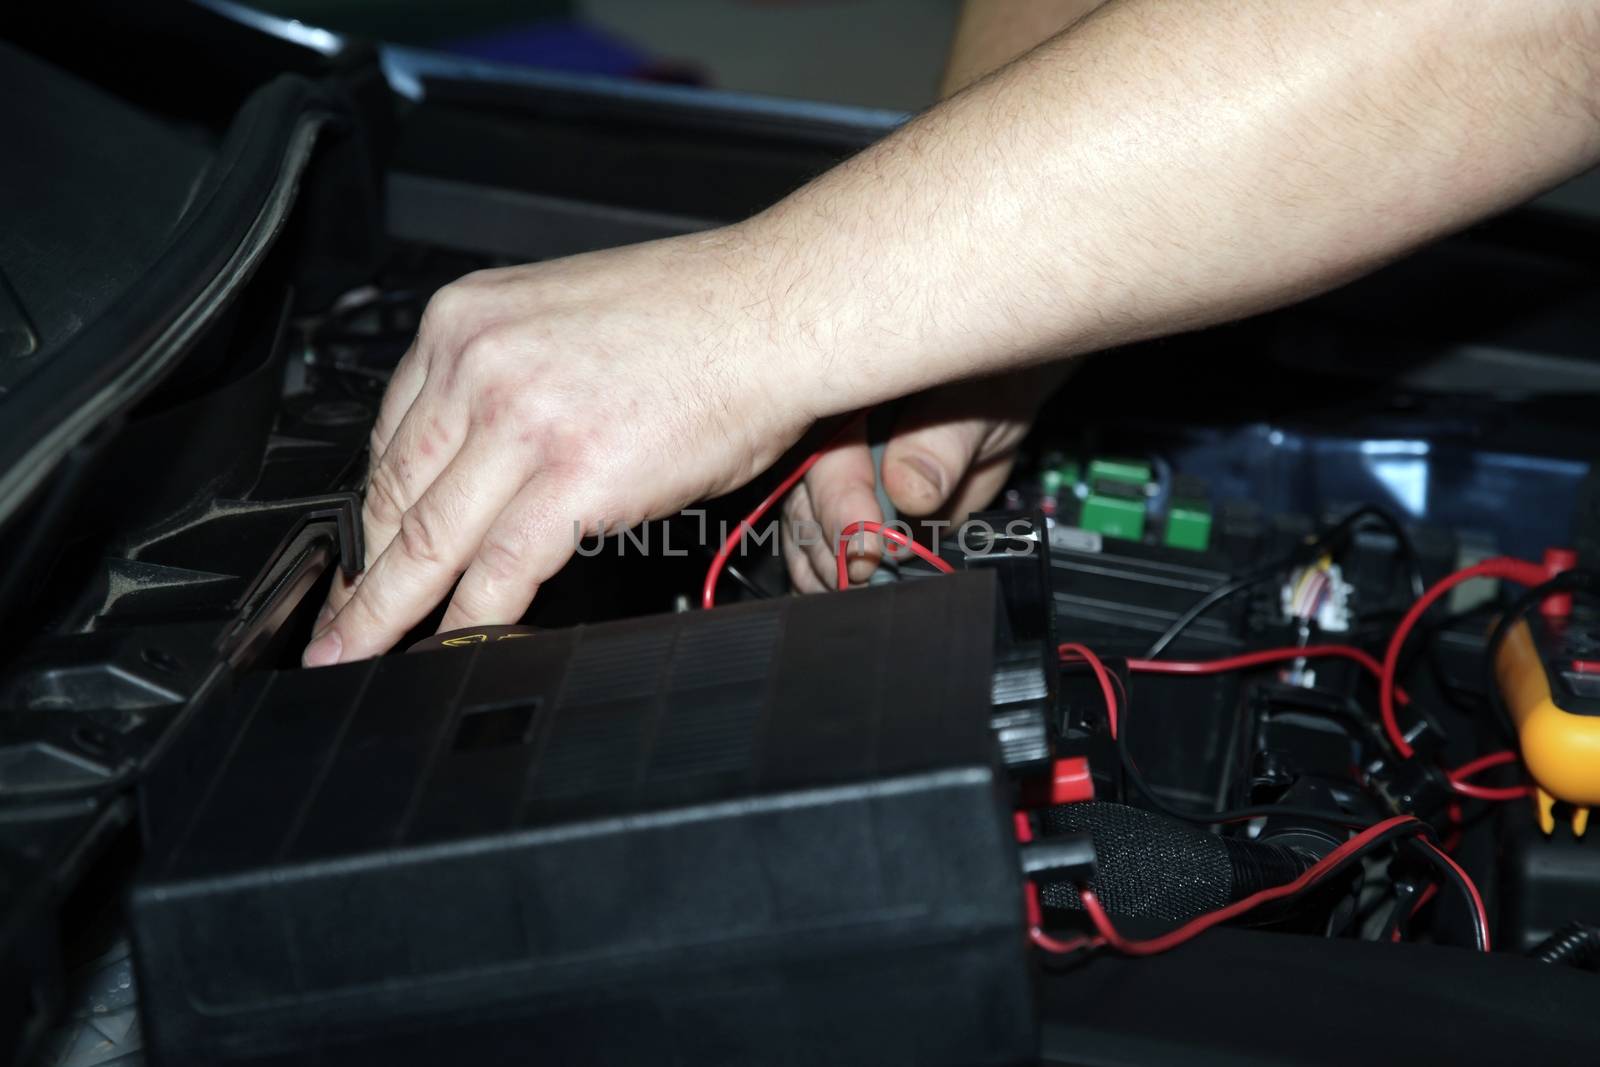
top-left (130, 573), bottom-right (1034, 1066)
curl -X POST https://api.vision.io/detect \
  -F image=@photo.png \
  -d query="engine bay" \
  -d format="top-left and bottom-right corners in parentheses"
top-left (3, 4), bottom-right (1600, 1065)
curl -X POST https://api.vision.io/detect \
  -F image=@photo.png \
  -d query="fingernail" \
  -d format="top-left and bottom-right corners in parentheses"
top-left (901, 456), bottom-right (944, 500)
top-left (314, 603), bottom-right (333, 630)
top-left (848, 555), bottom-right (877, 584)
top-left (302, 630), bottom-right (342, 668)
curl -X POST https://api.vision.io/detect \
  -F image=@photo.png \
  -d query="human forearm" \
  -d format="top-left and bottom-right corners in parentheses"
top-left (311, 0), bottom-right (1600, 662)
top-left (746, 0), bottom-right (1600, 421)
top-left (942, 0), bottom-right (1109, 95)
top-left (775, 0), bottom-right (1109, 593)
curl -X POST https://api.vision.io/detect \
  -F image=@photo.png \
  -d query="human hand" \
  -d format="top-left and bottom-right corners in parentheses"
top-left (781, 364), bottom-right (1068, 592)
top-left (304, 227), bottom-right (816, 666)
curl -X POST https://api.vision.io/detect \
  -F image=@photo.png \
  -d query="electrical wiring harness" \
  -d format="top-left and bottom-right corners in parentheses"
top-left (700, 428), bottom-right (1535, 960)
top-left (1074, 815), bottom-right (1488, 955)
top-left (1047, 642), bottom-right (1492, 956)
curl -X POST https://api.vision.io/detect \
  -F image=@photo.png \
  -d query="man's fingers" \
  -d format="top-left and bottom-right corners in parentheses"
top-left (881, 409), bottom-right (988, 518)
top-left (437, 478), bottom-right (586, 632)
top-left (804, 433), bottom-right (883, 586)
top-left (357, 395), bottom-right (465, 591)
top-left (369, 341), bottom-right (428, 461)
top-left (795, 477), bottom-right (844, 586)
top-left (320, 348), bottom-right (431, 619)
top-left (320, 569), bottom-right (361, 622)
top-left (304, 438), bottom-right (522, 666)
top-left (781, 482), bottom-right (828, 593)
top-left (944, 451), bottom-right (1022, 522)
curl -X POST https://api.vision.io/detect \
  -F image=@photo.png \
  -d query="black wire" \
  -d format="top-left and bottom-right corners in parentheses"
top-left (1316, 820), bottom-right (1437, 880)
top-left (1087, 662), bottom-right (1377, 828)
top-left (1482, 569), bottom-right (1600, 748)
top-left (1098, 656), bottom-right (1483, 943)
top-left (1409, 840), bottom-right (1490, 952)
top-left (1047, 817), bottom-right (1438, 952)
top-left (1288, 823), bottom-right (1451, 944)
top-left (1315, 504), bottom-right (1426, 601)
top-left (698, 542), bottom-right (776, 600)
top-left (1142, 566), bottom-right (1279, 659)
top-left (1213, 818), bottom-right (1437, 924)
top-left (1382, 880), bottom-right (1424, 943)
top-left (722, 561), bottom-right (773, 600)
top-left (1141, 505), bottom-right (1425, 660)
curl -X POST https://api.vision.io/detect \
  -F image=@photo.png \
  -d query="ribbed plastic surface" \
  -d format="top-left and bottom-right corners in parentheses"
top-left (131, 574), bottom-right (1035, 1067)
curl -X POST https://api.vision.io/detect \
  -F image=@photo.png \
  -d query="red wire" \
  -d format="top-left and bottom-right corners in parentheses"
top-left (1446, 750), bottom-right (1529, 799)
top-left (1044, 638), bottom-right (1499, 954)
top-left (1127, 644), bottom-right (1410, 707)
top-left (1391, 882), bottom-right (1440, 942)
top-left (1015, 810), bottom-right (1105, 956)
top-left (1057, 642), bottom-right (1121, 739)
top-left (1446, 779), bottom-right (1532, 801)
top-left (1080, 815), bottom-right (1416, 954)
top-left (701, 420), bottom-right (858, 609)
top-left (1388, 806), bottom-right (1497, 947)
top-left (1392, 801), bottom-right (1463, 942)
top-left (1449, 749), bottom-right (1520, 780)
top-left (1377, 557), bottom-right (1547, 759)
top-left (711, 444), bottom-right (1522, 948)
top-left (1417, 838), bottom-right (1493, 951)
top-left (1126, 644), bottom-right (1527, 801)
top-left (835, 520), bottom-right (955, 589)
top-left (1077, 815), bottom-right (1474, 956)
top-left (1032, 646), bottom-right (1495, 953)
top-left (1069, 643), bottom-right (1404, 742)
top-left (1030, 928), bottom-right (1102, 955)
top-left (1441, 800), bottom-right (1465, 853)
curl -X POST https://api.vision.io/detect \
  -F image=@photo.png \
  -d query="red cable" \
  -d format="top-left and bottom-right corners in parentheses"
top-left (1417, 838), bottom-right (1493, 951)
top-left (1126, 644), bottom-right (1410, 707)
top-left (1126, 644), bottom-right (1526, 801)
top-left (1046, 640), bottom-right (1497, 953)
top-left (835, 521), bottom-right (955, 590)
top-left (701, 420), bottom-right (858, 609)
top-left (1391, 883), bottom-right (1440, 943)
top-left (1449, 749), bottom-right (1520, 780)
top-left (1080, 815), bottom-right (1416, 955)
top-left (1057, 642), bottom-right (1121, 739)
top-left (1030, 928), bottom-right (1102, 955)
top-left (1392, 801), bottom-right (1463, 942)
top-left (1378, 557), bottom-right (1547, 759)
top-left (1396, 803), bottom-right (1486, 949)
top-left (1446, 750), bottom-right (1529, 798)
top-left (1032, 649), bottom-right (1494, 953)
top-left (1015, 810), bottom-right (1105, 956)
top-left (1077, 815), bottom-right (1479, 956)
top-left (1446, 779), bottom-right (1532, 801)
top-left (1441, 800), bottom-right (1465, 853)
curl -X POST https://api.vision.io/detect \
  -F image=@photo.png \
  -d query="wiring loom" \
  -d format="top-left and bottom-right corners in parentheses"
top-left (1048, 642), bottom-right (1491, 955)
top-left (704, 426), bottom-right (1505, 958)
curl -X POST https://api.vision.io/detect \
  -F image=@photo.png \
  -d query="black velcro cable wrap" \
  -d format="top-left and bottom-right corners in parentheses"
top-left (1037, 802), bottom-right (1315, 924)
